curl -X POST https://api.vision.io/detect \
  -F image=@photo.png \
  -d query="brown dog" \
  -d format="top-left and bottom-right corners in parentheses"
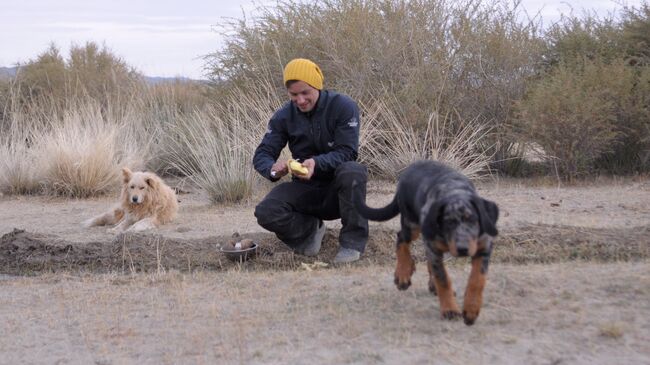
top-left (354, 160), bottom-right (499, 325)
top-left (83, 167), bottom-right (178, 233)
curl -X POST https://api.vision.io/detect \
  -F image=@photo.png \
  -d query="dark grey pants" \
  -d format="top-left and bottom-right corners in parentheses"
top-left (254, 161), bottom-right (369, 252)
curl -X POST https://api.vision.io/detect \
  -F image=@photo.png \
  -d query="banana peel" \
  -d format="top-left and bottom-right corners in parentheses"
top-left (300, 261), bottom-right (329, 271)
top-left (287, 159), bottom-right (308, 176)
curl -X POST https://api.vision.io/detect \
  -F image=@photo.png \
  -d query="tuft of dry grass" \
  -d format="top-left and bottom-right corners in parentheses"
top-left (0, 120), bottom-right (44, 194)
top-left (165, 77), bottom-right (283, 204)
top-left (37, 103), bottom-right (147, 198)
top-left (598, 322), bottom-right (626, 339)
top-left (361, 99), bottom-right (494, 180)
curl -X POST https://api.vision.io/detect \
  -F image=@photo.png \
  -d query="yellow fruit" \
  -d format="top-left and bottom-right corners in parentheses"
top-left (288, 159), bottom-right (308, 175)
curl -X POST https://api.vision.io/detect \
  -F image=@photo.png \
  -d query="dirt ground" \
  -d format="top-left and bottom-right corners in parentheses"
top-left (0, 176), bottom-right (649, 364)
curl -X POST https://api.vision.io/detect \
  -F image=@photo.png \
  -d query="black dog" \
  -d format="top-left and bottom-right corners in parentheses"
top-left (353, 160), bottom-right (499, 325)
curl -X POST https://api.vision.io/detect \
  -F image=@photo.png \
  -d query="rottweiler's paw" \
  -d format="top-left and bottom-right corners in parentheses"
top-left (441, 310), bottom-right (462, 320)
top-left (462, 310), bottom-right (479, 326)
top-left (394, 275), bottom-right (412, 290)
top-left (428, 282), bottom-right (437, 295)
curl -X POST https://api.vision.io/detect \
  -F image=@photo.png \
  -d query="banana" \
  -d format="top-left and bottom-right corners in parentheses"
top-left (287, 159), bottom-right (308, 176)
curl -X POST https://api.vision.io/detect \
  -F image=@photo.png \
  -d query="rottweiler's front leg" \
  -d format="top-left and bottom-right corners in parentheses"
top-left (429, 249), bottom-right (461, 320)
top-left (394, 241), bottom-right (416, 290)
top-left (462, 252), bottom-right (490, 326)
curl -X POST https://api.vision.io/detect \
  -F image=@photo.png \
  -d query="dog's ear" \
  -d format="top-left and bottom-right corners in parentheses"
top-left (144, 175), bottom-right (158, 189)
top-left (420, 199), bottom-right (445, 239)
top-left (121, 167), bottom-right (133, 184)
top-left (472, 196), bottom-right (499, 236)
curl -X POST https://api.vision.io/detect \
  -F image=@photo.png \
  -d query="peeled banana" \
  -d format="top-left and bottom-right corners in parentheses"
top-left (287, 159), bottom-right (308, 176)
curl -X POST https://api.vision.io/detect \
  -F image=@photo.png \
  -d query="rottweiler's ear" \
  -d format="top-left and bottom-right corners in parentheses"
top-left (421, 200), bottom-right (445, 239)
top-left (121, 167), bottom-right (132, 184)
top-left (472, 196), bottom-right (499, 236)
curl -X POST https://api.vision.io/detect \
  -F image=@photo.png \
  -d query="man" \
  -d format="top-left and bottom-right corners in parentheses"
top-left (253, 58), bottom-right (369, 263)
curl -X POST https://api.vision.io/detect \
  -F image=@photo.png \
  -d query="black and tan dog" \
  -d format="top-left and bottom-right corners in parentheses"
top-left (353, 160), bottom-right (499, 325)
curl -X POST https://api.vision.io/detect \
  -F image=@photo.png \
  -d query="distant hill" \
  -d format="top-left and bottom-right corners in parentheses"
top-left (143, 75), bottom-right (205, 85)
top-left (0, 66), bottom-right (17, 80)
top-left (0, 65), bottom-right (203, 84)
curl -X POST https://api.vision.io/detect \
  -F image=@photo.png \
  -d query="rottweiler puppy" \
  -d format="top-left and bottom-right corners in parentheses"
top-left (353, 160), bottom-right (499, 325)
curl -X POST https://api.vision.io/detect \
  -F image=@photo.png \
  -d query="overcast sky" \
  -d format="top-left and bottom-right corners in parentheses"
top-left (0, 0), bottom-right (645, 79)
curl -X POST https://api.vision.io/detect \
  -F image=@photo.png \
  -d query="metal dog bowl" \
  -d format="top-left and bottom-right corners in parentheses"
top-left (220, 242), bottom-right (258, 262)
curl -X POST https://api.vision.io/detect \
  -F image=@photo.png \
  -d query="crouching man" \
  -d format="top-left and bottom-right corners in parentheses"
top-left (253, 58), bottom-right (368, 263)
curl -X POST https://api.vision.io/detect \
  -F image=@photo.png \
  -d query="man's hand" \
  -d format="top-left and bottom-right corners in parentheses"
top-left (296, 158), bottom-right (316, 180)
top-left (270, 160), bottom-right (289, 179)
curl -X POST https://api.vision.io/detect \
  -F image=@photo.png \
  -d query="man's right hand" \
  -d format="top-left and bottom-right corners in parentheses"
top-left (270, 160), bottom-right (289, 179)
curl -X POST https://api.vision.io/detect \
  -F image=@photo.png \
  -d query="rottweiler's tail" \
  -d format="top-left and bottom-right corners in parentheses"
top-left (352, 180), bottom-right (400, 221)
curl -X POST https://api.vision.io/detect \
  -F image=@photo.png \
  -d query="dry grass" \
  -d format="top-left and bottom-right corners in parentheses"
top-left (37, 103), bottom-right (148, 198)
top-left (598, 322), bottom-right (626, 339)
top-left (165, 79), bottom-right (283, 204)
top-left (361, 99), bottom-right (494, 180)
top-left (0, 120), bottom-right (43, 194)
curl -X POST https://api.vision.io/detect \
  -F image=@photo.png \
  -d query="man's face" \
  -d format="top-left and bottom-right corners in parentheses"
top-left (287, 81), bottom-right (319, 112)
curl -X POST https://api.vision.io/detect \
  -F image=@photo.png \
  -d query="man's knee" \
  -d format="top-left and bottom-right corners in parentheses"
top-left (335, 161), bottom-right (367, 186)
top-left (254, 199), bottom-right (289, 228)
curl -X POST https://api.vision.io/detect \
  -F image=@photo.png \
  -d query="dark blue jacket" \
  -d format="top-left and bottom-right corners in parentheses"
top-left (253, 90), bottom-right (360, 183)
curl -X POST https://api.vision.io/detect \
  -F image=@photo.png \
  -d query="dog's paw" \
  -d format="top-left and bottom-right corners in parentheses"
top-left (127, 224), bottom-right (153, 233)
top-left (441, 310), bottom-right (462, 321)
top-left (81, 219), bottom-right (95, 228)
top-left (394, 275), bottom-right (412, 290)
top-left (394, 257), bottom-right (416, 291)
top-left (428, 281), bottom-right (437, 295)
top-left (462, 310), bottom-right (479, 326)
top-left (107, 227), bottom-right (122, 234)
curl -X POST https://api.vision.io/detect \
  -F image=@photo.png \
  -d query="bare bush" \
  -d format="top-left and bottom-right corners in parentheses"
top-left (207, 0), bottom-right (541, 169)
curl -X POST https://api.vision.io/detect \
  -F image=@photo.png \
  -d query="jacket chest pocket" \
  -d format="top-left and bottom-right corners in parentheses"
top-left (313, 117), bottom-right (334, 151)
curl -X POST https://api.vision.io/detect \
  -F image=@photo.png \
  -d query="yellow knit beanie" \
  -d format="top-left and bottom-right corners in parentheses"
top-left (283, 58), bottom-right (324, 90)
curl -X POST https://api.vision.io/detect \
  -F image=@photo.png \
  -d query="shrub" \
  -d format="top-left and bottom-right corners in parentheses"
top-left (514, 59), bottom-right (627, 179)
top-left (11, 42), bottom-right (143, 123)
top-left (207, 0), bottom-right (541, 170)
top-left (522, 7), bottom-right (650, 177)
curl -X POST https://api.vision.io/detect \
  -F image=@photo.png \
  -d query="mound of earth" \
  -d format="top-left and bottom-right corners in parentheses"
top-left (1, 224), bottom-right (648, 275)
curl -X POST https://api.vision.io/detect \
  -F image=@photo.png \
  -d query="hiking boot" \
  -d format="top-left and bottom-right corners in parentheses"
top-left (333, 247), bottom-right (361, 264)
top-left (294, 220), bottom-right (326, 256)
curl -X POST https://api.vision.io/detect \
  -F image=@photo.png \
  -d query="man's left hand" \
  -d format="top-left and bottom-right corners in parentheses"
top-left (297, 158), bottom-right (316, 180)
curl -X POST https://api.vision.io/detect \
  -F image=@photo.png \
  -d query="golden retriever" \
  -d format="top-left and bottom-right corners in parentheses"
top-left (83, 167), bottom-right (178, 233)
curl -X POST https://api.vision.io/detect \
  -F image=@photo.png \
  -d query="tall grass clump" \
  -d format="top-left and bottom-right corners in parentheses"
top-left (0, 120), bottom-right (44, 194)
top-left (361, 99), bottom-right (493, 180)
top-left (38, 102), bottom-right (147, 198)
top-left (165, 77), bottom-right (283, 203)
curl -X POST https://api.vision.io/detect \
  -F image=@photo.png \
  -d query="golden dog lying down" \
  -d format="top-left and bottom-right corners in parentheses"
top-left (83, 167), bottom-right (178, 233)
